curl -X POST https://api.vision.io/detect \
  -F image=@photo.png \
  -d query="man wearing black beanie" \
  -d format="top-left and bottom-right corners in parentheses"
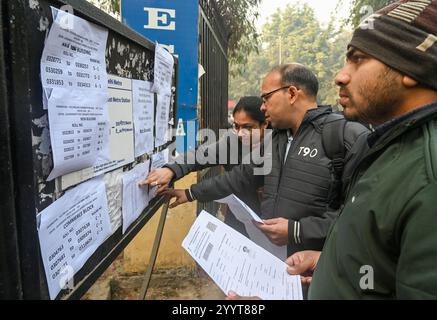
top-left (286, 0), bottom-right (437, 299)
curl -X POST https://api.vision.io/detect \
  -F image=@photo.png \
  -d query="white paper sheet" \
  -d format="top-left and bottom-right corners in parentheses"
top-left (42, 7), bottom-right (110, 180)
top-left (60, 75), bottom-right (136, 190)
top-left (37, 176), bottom-right (112, 299)
top-left (155, 93), bottom-right (171, 148)
top-left (182, 211), bottom-right (302, 300)
top-left (103, 168), bottom-right (124, 232)
top-left (122, 161), bottom-right (150, 234)
top-left (217, 194), bottom-right (264, 224)
top-left (215, 194), bottom-right (287, 261)
top-left (41, 7), bottom-right (108, 108)
top-left (149, 149), bottom-right (169, 199)
top-left (47, 88), bottom-right (110, 181)
top-left (152, 43), bottom-right (174, 95)
top-left (101, 75), bottom-right (135, 169)
top-left (132, 80), bottom-right (154, 157)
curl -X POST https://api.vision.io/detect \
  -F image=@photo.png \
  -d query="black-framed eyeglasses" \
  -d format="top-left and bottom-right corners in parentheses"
top-left (260, 86), bottom-right (290, 103)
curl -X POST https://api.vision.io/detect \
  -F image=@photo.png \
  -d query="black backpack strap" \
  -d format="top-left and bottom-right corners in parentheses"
top-left (321, 113), bottom-right (347, 209)
top-left (322, 113), bottom-right (347, 178)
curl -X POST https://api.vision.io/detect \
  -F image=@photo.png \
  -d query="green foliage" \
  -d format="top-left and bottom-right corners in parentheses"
top-left (215, 0), bottom-right (262, 69)
top-left (88, 0), bottom-right (119, 13)
top-left (229, 3), bottom-right (351, 106)
top-left (347, 0), bottom-right (396, 27)
top-left (109, 0), bottom-right (120, 13)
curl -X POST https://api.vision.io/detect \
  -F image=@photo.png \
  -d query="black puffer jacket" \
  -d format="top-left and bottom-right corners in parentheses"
top-left (191, 107), bottom-right (369, 255)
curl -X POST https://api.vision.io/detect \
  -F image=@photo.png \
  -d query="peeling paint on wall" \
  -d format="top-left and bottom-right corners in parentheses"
top-left (38, 17), bottom-right (49, 32)
top-left (117, 42), bottom-right (127, 55)
top-left (106, 34), bottom-right (154, 80)
top-left (33, 114), bottom-right (48, 128)
top-left (38, 127), bottom-right (51, 156)
top-left (29, 0), bottom-right (40, 10)
top-left (38, 192), bottom-right (54, 204)
top-left (115, 63), bottom-right (123, 75)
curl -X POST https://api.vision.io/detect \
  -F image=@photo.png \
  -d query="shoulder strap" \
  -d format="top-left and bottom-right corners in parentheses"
top-left (322, 113), bottom-right (347, 177)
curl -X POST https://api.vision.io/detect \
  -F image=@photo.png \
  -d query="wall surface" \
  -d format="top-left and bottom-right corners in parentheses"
top-left (123, 173), bottom-right (198, 273)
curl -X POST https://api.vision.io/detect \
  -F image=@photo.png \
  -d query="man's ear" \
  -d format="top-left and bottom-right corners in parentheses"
top-left (288, 86), bottom-right (299, 105)
top-left (402, 76), bottom-right (418, 88)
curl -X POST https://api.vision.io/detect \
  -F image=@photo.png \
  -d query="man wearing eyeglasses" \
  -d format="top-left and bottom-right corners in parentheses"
top-left (167, 64), bottom-right (369, 260)
top-left (250, 64), bottom-right (369, 255)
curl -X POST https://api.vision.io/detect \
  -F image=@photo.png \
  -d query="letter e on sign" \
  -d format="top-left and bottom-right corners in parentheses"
top-left (144, 7), bottom-right (176, 31)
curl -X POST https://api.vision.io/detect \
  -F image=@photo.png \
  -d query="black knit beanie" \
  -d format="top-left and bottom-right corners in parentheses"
top-left (349, 0), bottom-right (437, 91)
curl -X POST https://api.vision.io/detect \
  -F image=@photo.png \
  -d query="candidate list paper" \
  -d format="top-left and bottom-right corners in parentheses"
top-left (182, 211), bottom-right (302, 300)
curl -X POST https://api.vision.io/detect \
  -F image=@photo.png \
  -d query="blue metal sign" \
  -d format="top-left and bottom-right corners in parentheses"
top-left (121, 0), bottom-right (199, 152)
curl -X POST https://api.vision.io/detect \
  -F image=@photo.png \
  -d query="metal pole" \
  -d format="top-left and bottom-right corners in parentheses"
top-left (138, 198), bottom-right (170, 300)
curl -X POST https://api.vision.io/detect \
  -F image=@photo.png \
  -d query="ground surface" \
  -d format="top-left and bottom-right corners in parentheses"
top-left (82, 259), bottom-right (225, 300)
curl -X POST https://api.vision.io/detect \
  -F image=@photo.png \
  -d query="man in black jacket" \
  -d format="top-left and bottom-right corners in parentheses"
top-left (167, 64), bottom-right (369, 256)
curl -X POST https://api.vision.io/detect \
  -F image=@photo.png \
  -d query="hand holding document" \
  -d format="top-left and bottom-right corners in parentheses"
top-left (182, 211), bottom-right (302, 300)
top-left (215, 194), bottom-right (286, 261)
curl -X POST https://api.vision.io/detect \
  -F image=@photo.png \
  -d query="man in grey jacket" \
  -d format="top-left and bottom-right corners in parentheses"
top-left (166, 64), bottom-right (369, 256)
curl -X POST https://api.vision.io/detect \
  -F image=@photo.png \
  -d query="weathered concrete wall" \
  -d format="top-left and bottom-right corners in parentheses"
top-left (123, 173), bottom-right (198, 273)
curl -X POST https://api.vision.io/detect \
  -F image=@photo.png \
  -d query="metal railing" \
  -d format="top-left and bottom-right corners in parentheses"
top-left (197, 0), bottom-right (229, 216)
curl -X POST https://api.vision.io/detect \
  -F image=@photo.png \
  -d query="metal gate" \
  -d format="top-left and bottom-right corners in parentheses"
top-left (0, 0), bottom-right (22, 299)
top-left (197, 0), bottom-right (229, 216)
top-left (0, 0), bottom-right (178, 299)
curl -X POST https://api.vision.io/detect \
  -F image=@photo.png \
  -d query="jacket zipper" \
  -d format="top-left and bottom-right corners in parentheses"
top-left (271, 120), bottom-right (306, 228)
top-left (270, 109), bottom-right (331, 232)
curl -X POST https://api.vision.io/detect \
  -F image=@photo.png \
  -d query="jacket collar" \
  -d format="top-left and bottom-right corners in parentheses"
top-left (367, 102), bottom-right (437, 148)
top-left (272, 106), bottom-right (333, 161)
top-left (273, 105), bottom-right (333, 136)
top-left (302, 105), bottom-right (333, 124)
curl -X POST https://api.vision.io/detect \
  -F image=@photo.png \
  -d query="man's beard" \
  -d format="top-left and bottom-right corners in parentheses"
top-left (344, 67), bottom-right (403, 126)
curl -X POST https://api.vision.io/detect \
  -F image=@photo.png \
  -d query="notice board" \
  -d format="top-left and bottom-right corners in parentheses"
top-left (0, 0), bottom-right (178, 299)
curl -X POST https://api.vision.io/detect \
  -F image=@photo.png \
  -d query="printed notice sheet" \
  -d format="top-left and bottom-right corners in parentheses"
top-left (122, 161), bottom-right (150, 233)
top-left (215, 194), bottom-right (287, 261)
top-left (37, 176), bottom-right (112, 299)
top-left (60, 75), bottom-right (135, 190)
top-left (41, 7), bottom-right (108, 106)
top-left (152, 43), bottom-right (174, 95)
top-left (149, 149), bottom-right (169, 199)
top-left (42, 7), bottom-right (110, 180)
top-left (132, 80), bottom-right (154, 157)
top-left (101, 75), bottom-right (135, 171)
top-left (47, 88), bottom-right (109, 181)
top-left (155, 93), bottom-right (171, 148)
top-left (182, 211), bottom-right (303, 300)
